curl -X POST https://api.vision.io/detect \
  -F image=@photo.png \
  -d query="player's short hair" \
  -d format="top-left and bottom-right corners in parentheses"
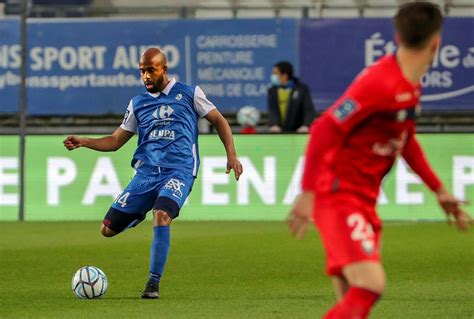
top-left (274, 61), bottom-right (294, 79)
top-left (394, 2), bottom-right (443, 49)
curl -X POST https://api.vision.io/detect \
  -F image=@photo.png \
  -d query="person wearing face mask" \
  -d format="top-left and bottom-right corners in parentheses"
top-left (267, 61), bottom-right (316, 133)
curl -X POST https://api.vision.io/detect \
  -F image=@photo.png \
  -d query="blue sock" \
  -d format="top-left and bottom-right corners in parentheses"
top-left (148, 225), bottom-right (170, 285)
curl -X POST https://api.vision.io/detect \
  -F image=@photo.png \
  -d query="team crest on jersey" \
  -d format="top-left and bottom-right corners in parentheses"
top-left (332, 99), bottom-right (359, 122)
top-left (175, 94), bottom-right (182, 101)
top-left (361, 239), bottom-right (375, 255)
top-left (164, 178), bottom-right (185, 199)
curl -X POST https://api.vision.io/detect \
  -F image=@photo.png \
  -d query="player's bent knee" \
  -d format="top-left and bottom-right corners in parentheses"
top-left (343, 261), bottom-right (386, 294)
top-left (357, 277), bottom-right (385, 294)
top-left (153, 210), bottom-right (172, 226)
top-left (152, 196), bottom-right (180, 226)
top-left (100, 224), bottom-right (118, 237)
top-left (348, 277), bottom-right (385, 294)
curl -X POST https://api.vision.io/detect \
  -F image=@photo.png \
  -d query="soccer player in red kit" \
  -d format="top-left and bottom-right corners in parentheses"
top-left (287, 3), bottom-right (472, 318)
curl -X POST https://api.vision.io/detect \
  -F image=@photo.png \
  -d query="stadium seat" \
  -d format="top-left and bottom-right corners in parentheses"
top-left (195, 8), bottom-right (234, 18)
top-left (287, 0), bottom-right (313, 5)
top-left (20, 0), bottom-right (474, 19)
top-left (33, 0), bottom-right (92, 4)
top-left (99, 0), bottom-right (186, 6)
top-left (237, 0), bottom-right (275, 7)
top-left (194, 0), bottom-right (234, 18)
top-left (450, 0), bottom-right (473, 4)
top-left (363, 7), bottom-right (397, 17)
top-left (234, 0), bottom-right (278, 18)
top-left (320, 7), bottom-right (360, 18)
top-left (198, 0), bottom-right (233, 6)
top-left (236, 8), bottom-right (276, 18)
top-left (448, 6), bottom-right (474, 16)
top-left (278, 8), bottom-right (304, 18)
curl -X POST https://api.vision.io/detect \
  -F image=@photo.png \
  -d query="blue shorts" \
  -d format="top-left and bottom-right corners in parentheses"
top-left (103, 165), bottom-right (195, 232)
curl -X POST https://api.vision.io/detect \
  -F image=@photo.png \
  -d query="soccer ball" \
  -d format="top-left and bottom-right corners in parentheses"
top-left (237, 106), bottom-right (261, 127)
top-left (71, 266), bottom-right (108, 299)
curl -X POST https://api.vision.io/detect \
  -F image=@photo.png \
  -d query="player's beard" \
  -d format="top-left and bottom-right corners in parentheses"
top-left (145, 74), bottom-right (165, 93)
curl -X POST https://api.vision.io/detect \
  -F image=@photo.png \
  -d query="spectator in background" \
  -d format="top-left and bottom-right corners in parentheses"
top-left (267, 61), bottom-right (316, 133)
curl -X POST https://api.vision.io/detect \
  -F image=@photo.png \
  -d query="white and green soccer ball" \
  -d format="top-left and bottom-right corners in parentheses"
top-left (71, 266), bottom-right (108, 299)
top-left (237, 105), bottom-right (261, 127)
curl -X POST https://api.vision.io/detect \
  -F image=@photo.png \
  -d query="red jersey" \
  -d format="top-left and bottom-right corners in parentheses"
top-left (302, 55), bottom-right (441, 205)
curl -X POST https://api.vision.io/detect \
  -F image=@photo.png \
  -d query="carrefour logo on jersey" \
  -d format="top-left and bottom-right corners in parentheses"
top-left (152, 105), bottom-right (174, 126)
top-left (153, 105), bottom-right (174, 119)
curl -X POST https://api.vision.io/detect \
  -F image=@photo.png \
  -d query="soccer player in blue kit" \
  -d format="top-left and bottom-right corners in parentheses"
top-left (64, 48), bottom-right (243, 299)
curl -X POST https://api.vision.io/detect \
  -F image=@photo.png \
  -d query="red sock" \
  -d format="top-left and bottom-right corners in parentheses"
top-left (323, 287), bottom-right (380, 319)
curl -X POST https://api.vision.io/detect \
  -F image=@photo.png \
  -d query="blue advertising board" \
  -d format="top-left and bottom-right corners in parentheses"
top-left (300, 18), bottom-right (474, 112)
top-left (0, 19), bottom-right (20, 113)
top-left (0, 18), bottom-right (297, 115)
top-left (1, 17), bottom-right (472, 115)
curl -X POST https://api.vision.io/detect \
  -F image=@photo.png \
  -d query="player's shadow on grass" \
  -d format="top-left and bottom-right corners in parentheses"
top-left (276, 294), bottom-right (327, 300)
top-left (144, 293), bottom-right (326, 301)
top-left (383, 296), bottom-right (463, 302)
top-left (103, 296), bottom-right (142, 300)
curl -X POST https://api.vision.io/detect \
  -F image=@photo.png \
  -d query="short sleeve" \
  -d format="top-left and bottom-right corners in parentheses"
top-left (194, 86), bottom-right (216, 118)
top-left (120, 99), bottom-right (137, 133)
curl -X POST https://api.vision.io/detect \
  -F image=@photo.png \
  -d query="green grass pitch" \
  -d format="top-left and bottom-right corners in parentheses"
top-left (0, 221), bottom-right (472, 318)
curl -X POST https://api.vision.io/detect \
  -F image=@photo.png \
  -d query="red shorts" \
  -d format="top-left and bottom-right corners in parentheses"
top-left (313, 193), bottom-right (382, 276)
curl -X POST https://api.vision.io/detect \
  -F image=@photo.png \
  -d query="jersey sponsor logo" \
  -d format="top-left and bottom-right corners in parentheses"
top-left (149, 129), bottom-right (175, 140)
top-left (175, 93), bottom-right (182, 101)
top-left (152, 105), bottom-right (174, 120)
top-left (159, 105), bottom-right (174, 119)
top-left (164, 178), bottom-right (185, 199)
top-left (395, 91), bottom-right (413, 102)
top-left (372, 130), bottom-right (408, 156)
top-left (332, 99), bottom-right (359, 122)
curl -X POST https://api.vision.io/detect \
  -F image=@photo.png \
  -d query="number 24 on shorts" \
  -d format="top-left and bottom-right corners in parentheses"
top-left (347, 213), bottom-right (375, 241)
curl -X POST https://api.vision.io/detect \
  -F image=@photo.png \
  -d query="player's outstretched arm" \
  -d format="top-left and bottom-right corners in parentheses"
top-left (205, 109), bottom-right (243, 181)
top-left (63, 127), bottom-right (134, 152)
top-left (402, 134), bottom-right (472, 231)
top-left (287, 117), bottom-right (345, 239)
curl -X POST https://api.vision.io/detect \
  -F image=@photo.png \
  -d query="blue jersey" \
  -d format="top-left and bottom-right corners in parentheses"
top-left (120, 79), bottom-right (216, 176)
